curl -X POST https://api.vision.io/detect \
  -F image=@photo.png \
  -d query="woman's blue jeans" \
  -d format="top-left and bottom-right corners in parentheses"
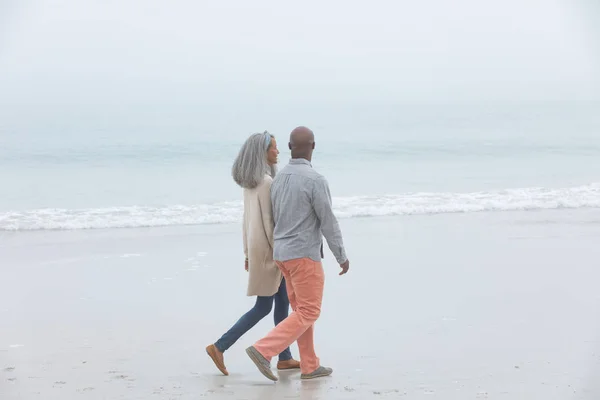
top-left (214, 278), bottom-right (292, 361)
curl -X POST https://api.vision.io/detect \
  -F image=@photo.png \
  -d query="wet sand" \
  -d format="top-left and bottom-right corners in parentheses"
top-left (2, 209), bottom-right (600, 399)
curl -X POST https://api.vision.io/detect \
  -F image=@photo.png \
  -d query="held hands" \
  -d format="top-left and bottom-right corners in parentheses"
top-left (339, 259), bottom-right (350, 276)
top-left (245, 258), bottom-right (249, 272)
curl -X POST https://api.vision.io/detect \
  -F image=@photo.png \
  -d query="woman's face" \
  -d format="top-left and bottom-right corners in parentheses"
top-left (266, 137), bottom-right (279, 165)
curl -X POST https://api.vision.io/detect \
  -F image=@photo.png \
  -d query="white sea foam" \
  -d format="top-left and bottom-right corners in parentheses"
top-left (1, 183), bottom-right (599, 231)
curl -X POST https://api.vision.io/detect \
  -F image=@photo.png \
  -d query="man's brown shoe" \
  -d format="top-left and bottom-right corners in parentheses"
top-left (277, 359), bottom-right (301, 370)
top-left (206, 344), bottom-right (228, 376)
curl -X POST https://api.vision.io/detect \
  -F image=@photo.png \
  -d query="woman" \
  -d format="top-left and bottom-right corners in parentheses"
top-left (206, 131), bottom-right (300, 375)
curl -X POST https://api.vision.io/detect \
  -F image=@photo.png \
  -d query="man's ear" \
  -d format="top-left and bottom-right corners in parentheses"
top-left (312, 142), bottom-right (315, 149)
top-left (288, 142), bottom-right (292, 150)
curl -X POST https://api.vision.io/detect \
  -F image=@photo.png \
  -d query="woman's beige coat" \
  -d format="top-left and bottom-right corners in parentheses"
top-left (243, 175), bottom-right (282, 296)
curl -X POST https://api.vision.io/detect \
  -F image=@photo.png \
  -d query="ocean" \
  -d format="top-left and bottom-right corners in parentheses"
top-left (1, 101), bottom-right (599, 231)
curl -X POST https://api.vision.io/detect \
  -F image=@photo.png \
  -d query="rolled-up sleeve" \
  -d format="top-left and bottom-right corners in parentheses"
top-left (311, 176), bottom-right (347, 264)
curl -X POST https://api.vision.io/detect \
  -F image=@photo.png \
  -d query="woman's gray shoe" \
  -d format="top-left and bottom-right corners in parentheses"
top-left (246, 346), bottom-right (278, 381)
top-left (301, 366), bottom-right (333, 380)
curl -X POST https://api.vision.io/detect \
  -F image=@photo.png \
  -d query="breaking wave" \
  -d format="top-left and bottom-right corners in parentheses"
top-left (1, 183), bottom-right (599, 231)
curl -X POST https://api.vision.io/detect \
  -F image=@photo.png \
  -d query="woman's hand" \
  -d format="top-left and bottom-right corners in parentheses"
top-left (245, 259), bottom-right (249, 271)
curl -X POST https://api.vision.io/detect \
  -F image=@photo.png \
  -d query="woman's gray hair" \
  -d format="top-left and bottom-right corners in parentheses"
top-left (232, 131), bottom-right (276, 189)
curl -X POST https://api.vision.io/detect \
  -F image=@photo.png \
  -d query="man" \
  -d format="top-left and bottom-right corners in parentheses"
top-left (245, 126), bottom-right (350, 381)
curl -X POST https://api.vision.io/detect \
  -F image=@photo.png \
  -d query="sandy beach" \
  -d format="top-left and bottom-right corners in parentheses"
top-left (2, 209), bottom-right (600, 399)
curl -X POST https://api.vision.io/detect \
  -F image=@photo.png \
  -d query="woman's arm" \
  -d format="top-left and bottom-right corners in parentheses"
top-left (242, 208), bottom-right (248, 267)
top-left (257, 176), bottom-right (274, 249)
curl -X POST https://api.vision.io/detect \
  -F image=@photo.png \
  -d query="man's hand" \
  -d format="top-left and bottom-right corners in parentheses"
top-left (245, 259), bottom-right (249, 271)
top-left (339, 259), bottom-right (349, 276)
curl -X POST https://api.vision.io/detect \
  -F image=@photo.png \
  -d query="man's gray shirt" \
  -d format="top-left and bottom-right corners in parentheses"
top-left (271, 158), bottom-right (347, 264)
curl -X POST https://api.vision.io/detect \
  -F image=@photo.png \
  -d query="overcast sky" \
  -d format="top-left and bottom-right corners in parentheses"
top-left (0, 0), bottom-right (598, 138)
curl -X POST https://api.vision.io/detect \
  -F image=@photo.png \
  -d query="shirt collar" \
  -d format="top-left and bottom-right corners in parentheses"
top-left (289, 158), bottom-right (312, 167)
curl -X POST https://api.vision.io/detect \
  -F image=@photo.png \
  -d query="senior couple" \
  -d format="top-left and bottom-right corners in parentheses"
top-left (205, 126), bottom-right (350, 381)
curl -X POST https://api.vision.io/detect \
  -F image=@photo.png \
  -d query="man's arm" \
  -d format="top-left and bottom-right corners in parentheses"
top-left (311, 176), bottom-right (347, 264)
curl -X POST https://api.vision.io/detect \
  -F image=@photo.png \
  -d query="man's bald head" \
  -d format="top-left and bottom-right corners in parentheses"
top-left (290, 126), bottom-right (314, 146)
top-left (289, 126), bottom-right (315, 160)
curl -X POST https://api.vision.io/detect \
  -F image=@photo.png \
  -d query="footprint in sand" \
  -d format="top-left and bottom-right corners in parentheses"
top-left (108, 370), bottom-right (134, 381)
top-left (185, 252), bottom-right (208, 264)
top-left (4, 367), bottom-right (15, 372)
